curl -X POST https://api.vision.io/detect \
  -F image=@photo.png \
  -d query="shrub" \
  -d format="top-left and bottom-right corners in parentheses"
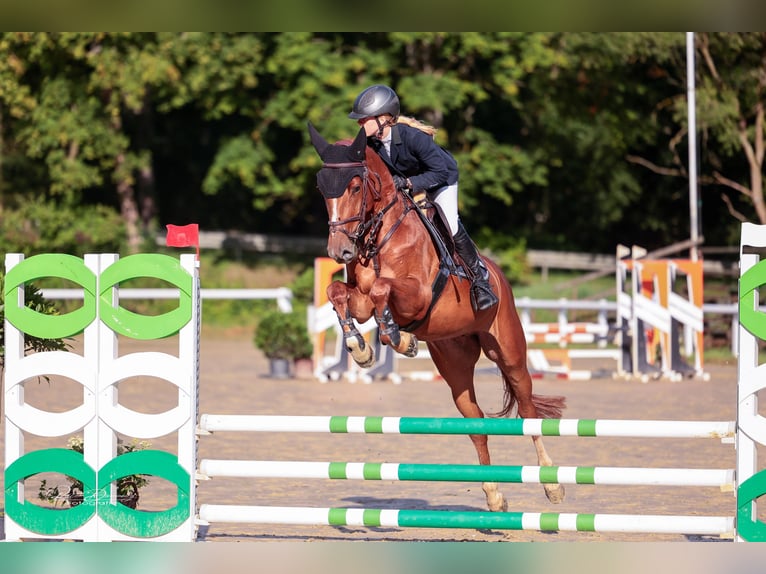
top-left (253, 307), bottom-right (313, 360)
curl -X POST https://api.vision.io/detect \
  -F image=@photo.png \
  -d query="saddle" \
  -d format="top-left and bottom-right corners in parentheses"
top-left (398, 190), bottom-right (469, 332)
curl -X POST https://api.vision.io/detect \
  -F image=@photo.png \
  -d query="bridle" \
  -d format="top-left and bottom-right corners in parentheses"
top-left (320, 158), bottom-right (416, 273)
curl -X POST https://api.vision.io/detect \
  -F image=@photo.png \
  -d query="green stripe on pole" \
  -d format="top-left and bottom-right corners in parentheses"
top-left (577, 419), bottom-right (598, 436)
top-left (329, 416), bottom-right (348, 433)
top-left (575, 467), bottom-right (596, 484)
top-left (364, 417), bottom-right (384, 433)
top-left (399, 417), bottom-right (526, 435)
top-left (328, 508), bottom-right (347, 525)
top-left (363, 463), bottom-right (382, 480)
top-left (541, 419), bottom-right (561, 435)
top-left (363, 509), bottom-right (382, 526)
top-left (539, 466), bottom-right (559, 483)
top-left (328, 462), bottom-right (346, 479)
top-left (397, 510), bottom-right (525, 530)
top-left (540, 513), bottom-right (560, 531)
top-left (397, 464), bottom-right (524, 483)
top-left (576, 514), bottom-right (596, 531)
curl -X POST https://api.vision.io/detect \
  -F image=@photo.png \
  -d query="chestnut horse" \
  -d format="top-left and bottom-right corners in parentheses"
top-left (308, 123), bottom-right (566, 511)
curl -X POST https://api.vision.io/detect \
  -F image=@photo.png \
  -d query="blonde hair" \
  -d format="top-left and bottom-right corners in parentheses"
top-left (396, 115), bottom-right (437, 137)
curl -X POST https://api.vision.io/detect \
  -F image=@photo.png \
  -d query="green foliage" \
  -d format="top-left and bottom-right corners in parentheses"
top-left (290, 266), bottom-right (315, 306)
top-left (253, 307), bottom-right (313, 360)
top-left (193, 253), bottom-right (309, 327)
top-left (0, 197), bottom-right (125, 256)
top-left (474, 231), bottom-right (530, 285)
top-left (0, 273), bottom-right (70, 369)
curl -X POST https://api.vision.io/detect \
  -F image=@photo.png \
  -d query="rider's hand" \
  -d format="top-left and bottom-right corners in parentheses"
top-left (393, 175), bottom-right (412, 191)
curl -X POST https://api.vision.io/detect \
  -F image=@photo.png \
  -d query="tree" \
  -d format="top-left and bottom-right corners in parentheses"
top-left (619, 33), bottom-right (766, 245)
top-left (1, 33), bottom-right (763, 257)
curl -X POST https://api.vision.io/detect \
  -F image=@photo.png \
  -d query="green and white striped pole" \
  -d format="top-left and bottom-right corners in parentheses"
top-left (199, 414), bottom-right (734, 439)
top-left (198, 460), bottom-right (734, 489)
top-left (198, 504), bottom-right (734, 537)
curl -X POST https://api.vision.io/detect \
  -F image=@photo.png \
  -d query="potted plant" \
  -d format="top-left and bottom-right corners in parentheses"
top-left (253, 307), bottom-right (313, 379)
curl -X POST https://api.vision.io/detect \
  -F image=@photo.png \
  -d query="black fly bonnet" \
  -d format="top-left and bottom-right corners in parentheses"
top-left (308, 123), bottom-right (369, 199)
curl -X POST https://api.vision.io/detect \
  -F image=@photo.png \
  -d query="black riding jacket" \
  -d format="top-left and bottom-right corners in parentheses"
top-left (369, 124), bottom-right (458, 192)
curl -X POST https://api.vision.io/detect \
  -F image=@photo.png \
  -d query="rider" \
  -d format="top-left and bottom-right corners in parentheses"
top-left (348, 83), bottom-right (498, 312)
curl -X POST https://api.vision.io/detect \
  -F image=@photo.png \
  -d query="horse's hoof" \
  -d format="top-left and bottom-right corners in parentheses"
top-left (544, 483), bottom-right (565, 504)
top-left (394, 333), bottom-right (418, 358)
top-left (403, 334), bottom-right (419, 358)
top-left (482, 482), bottom-right (508, 512)
top-left (489, 496), bottom-right (508, 513)
top-left (347, 337), bottom-right (375, 368)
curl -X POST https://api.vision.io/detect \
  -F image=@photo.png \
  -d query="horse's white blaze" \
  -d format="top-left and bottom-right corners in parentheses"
top-left (329, 198), bottom-right (340, 222)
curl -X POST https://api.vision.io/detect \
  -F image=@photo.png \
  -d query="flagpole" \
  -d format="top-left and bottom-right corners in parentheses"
top-left (687, 32), bottom-right (700, 262)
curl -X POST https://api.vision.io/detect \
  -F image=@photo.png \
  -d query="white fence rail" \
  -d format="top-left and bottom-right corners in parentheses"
top-left (42, 287), bottom-right (294, 312)
top-left (153, 232), bottom-right (739, 276)
top-left (41, 289), bottom-right (742, 352)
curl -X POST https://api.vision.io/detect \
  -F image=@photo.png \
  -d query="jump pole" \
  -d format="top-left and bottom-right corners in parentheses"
top-left (196, 414), bottom-right (737, 538)
top-left (198, 505), bottom-right (733, 536)
top-left (198, 459), bottom-right (734, 489)
top-left (199, 414), bottom-right (734, 439)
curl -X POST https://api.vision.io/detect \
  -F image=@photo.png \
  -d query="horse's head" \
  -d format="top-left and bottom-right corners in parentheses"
top-left (308, 122), bottom-right (387, 264)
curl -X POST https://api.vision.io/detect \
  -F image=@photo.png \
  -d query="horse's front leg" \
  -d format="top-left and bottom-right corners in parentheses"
top-left (327, 280), bottom-right (376, 368)
top-left (369, 278), bottom-right (420, 358)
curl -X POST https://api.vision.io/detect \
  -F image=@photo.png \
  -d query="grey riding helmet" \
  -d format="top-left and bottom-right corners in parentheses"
top-left (348, 84), bottom-right (400, 120)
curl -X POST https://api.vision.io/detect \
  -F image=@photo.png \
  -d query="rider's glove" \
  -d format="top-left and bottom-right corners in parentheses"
top-left (392, 175), bottom-right (412, 192)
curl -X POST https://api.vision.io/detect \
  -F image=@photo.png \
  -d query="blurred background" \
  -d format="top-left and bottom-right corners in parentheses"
top-left (1, 32), bottom-right (763, 352)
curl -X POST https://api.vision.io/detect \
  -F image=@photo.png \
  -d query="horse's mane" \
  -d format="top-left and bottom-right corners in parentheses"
top-left (363, 142), bottom-right (392, 180)
top-left (333, 136), bottom-right (391, 180)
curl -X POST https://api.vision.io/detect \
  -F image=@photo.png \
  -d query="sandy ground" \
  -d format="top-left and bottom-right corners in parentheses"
top-left (1, 334), bottom-right (742, 542)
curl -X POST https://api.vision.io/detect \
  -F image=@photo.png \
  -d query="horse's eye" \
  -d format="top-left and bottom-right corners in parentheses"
top-left (350, 184), bottom-right (361, 194)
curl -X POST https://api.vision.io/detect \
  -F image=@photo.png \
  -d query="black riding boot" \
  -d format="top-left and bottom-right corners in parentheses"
top-left (453, 224), bottom-right (499, 311)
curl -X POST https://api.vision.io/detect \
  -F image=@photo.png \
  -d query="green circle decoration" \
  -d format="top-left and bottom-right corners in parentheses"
top-left (739, 259), bottom-right (766, 340)
top-left (97, 450), bottom-right (191, 537)
top-left (4, 448), bottom-right (190, 538)
top-left (98, 254), bottom-right (192, 339)
top-left (737, 470), bottom-right (766, 541)
top-left (4, 449), bottom-right (96, 535)
top-left (3, 254), bottom-right (97, 338)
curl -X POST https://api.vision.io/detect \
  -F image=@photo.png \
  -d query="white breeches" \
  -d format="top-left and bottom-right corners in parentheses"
top-left (428, 183), bottom-right (460, 236)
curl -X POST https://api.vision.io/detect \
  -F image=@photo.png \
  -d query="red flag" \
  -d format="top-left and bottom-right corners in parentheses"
top-left (166, 224), bottom-right (199, 258)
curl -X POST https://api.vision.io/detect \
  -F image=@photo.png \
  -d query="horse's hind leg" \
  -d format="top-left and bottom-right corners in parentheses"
top-left (482, 333), bottom-right (566, 505)
top-left (427, 337), bottom-right (507, 512)
top-left (513, 370), bottom-right (566, 504)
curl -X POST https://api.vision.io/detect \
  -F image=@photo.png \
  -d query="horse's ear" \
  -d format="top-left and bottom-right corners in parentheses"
top-left (307, 122), bottom-right (330, 157)
top-left (350, 127), bottom-right (367, 160)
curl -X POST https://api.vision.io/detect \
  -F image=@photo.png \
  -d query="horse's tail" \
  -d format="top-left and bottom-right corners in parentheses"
top-left (496, 373), bottom-right (567, 419)
top-left (530, 393), bottom-right (567, 419)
